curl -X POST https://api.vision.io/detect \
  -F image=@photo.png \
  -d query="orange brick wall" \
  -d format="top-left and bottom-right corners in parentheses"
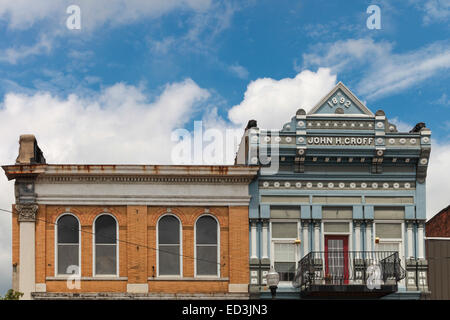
top-left (33, 205), bottom-right (249, 294)
top-left (228, 206), bottom-right (249, 285)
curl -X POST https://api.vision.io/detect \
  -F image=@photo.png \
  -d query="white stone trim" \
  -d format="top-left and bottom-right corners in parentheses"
top-left (261, 221), bottom-right (268, 260)
top-left (19, 221), bottom-right (35, 300)
top-left (35, 283), bottom-right (47, 292)
top-left (228, 284), bottom-right (248, 293)
top-left (250, 221), bottom-right (257, 260)
top-left (127, 284), bottom-right (148, 293)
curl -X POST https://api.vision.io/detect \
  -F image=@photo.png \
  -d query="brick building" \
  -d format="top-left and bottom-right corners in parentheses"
top-left (426, 205), bottom-right (450, 300)
top-left (3, 135), bottom-right (258, 299)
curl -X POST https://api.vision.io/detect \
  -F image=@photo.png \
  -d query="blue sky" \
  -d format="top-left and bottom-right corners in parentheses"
top-left (0, 0), bottom-right (449, 295)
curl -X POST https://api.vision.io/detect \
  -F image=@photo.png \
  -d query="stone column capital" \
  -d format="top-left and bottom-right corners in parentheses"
top-left (416, 220), bottom-right (426, 228)
top-left (16, 203), bottom-right (38, 222)
top-left (405, 220), bottom-right (415, 228)
top-left (353, 220), bottom-right (363, 227)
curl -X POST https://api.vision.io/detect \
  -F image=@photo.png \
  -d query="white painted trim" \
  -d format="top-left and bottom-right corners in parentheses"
top-left (269, 220), bottom-right (300, 286)
top-left (321, 220), bottom-right (353, 259)
top-left (36, 197), bottom-right (252, 207)
top-left (307, 82), bottom-right (375, 116)
top-left (374, 221), bottom-right (405, 287)
top-left (92, 213), bottom-right (119, 278)
top-left (425, 237), bottom-right (450, 240)
top-left (54, 213), bottom-right (81, 277)
top-left (156, 213), bottom-right (183, 277)
top-left (194, 214), bottom-right (220, 278)
top-left (261, 222), bottom-right (269, 260)
top-left (250, 221), bottom-right (257, 260)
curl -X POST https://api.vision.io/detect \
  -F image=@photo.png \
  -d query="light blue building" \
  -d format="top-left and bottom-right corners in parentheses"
top-left (235, 82), bottom-right (431, 299)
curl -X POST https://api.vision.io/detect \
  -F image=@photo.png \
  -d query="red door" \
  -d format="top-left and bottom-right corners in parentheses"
top-left (324, 235), bottom-right (349, 284)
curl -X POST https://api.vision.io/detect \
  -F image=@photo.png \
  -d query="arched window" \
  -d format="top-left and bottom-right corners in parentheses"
top-left (94, 214), bottom-right (118, 276)
top-left (56, 214), bottom-right (80, 275)
top-left (195, 215), bottom-right (219, 276)
top-left (158, 215), bottom-right (181, 276)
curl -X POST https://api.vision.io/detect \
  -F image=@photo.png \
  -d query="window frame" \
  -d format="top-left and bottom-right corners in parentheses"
top-left (92, 213), bottom-right (119, 277)
top-left (374, 220), bottom-right (405, 255)
top-left (374, 220), bottom-right (406, 287)
top-left (156, 213), bottom-right (183, 278)
top-left (194, 214), bottom-right (220, 278)
top-left (54, 213), bottom-right (81, 277)
top-left (270, 219), bottom-right (300, 286)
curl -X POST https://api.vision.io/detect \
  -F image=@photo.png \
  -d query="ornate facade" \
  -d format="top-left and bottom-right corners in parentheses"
top-left (3, 82), bottom-right (432, 300)
top-left (235, 82), bottom-right (431, 299)
top-left (3, 136), bottom-right (258, 299)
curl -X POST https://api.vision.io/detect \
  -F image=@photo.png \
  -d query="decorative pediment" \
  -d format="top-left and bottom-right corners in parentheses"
top-left (308, 82), bottom-right (374, 116)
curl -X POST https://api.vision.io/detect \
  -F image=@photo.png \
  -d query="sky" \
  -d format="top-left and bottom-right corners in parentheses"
top-left (0, 0), bottom-right (449, 295)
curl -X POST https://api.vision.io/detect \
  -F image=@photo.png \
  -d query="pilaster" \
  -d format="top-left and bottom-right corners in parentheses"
top-left (17, 203), bottom-right (38, 300)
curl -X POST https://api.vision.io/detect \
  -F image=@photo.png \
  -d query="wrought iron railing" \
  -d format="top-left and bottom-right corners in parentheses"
top-left (293, 251), bottom-right (406, 290)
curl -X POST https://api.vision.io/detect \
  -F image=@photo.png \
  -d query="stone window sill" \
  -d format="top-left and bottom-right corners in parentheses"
top-left (148, 277), bottom-right (229, 281)
top-left (46, 276), bottom-right (128, 281)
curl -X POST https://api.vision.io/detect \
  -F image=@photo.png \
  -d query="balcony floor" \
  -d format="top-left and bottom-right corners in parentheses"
top-left (300, 284), bottom-right (398, 299)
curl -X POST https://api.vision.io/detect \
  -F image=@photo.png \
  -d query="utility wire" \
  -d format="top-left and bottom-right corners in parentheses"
top-left (0, 207), bottom-right (224, 267)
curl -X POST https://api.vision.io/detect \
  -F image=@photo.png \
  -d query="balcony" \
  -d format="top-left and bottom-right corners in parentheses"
top-left (293, 251), bottom-right (406, 298)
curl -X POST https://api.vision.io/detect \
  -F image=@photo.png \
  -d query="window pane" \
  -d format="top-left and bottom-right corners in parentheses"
top-left (376, 223), bottom-right (402, 239)
top-left (158, 245), bottom-right (180, 275)
top-left (95, 245), bottom-right (117, 275)
top-left (57, 215), bottom-right (79, 243)
top-left (196, 216), bottom-right (217, 244)
top-left (378, 242), bottom-right (400, 253)
top-left (158, 216), bottom-right (180, 244)
top-left (272, 222), bottom-right (297, 238)
top-left (57, 244), bottom-right (79, 274)
top-left (95, 215), bottom-right (116, 244)
top-left (274, 243), bottom-right (296, 261)
top-left (274, 262), bottom-right (295, 282)
top-left (196, 245), bottom-right (217, 275)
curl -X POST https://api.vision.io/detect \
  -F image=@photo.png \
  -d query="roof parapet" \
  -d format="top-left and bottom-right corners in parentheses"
top-left (15, 135), bottom-right (46, 165)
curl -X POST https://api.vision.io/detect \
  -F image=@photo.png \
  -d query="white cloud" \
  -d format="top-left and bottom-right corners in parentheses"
top-left (427, 142), bottom-right (450, 220)
top-left (0, 34), bottom-right (52, 64)
top-left (227, 68), bottom-right (337, 129)
top-left (387, 118), bottom-right (450, 220)
top-left (0, 0), bottom-right (212, 30)
top-left (228, 63), bottom-right (249, 79)
top-left (433, 93), bottom-right (450, 106)
top-left (390, 117), bottom-right (413, 132)
top-left (421, 0), bottom-right (450, 24)
top-left (0, 79), bottom-right (210, 294)
top-left (302, 38), bottom-right (450, 100)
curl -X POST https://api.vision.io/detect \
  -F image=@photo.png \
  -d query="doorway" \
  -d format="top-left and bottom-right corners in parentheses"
top-left (324, 235), bottom-right (349, 284)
